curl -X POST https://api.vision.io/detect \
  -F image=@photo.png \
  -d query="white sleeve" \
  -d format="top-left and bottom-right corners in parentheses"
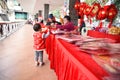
top-left (42, 30), bottom-right (50, 39)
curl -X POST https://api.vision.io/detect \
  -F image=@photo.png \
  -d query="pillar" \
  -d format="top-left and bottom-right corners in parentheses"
top-left (69, 0), bottom-right (78, 25)
top-left (44, 4), bottom-right (49, 21)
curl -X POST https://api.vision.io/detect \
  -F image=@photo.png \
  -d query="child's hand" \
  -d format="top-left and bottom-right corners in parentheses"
top-left (50, 23), bottom-right (56, 28)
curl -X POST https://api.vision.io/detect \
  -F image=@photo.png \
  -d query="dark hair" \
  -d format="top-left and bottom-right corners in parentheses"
top-left (78, 16), bottom-right (81, 19)
top-left (49, 14), bottom-right (54, 19)
top-left (33, 23), bottom-right (41, 32)
top-left (64, 15), bottom-right (71, 21)
top-left (52, 21), bottom-right (56, 24)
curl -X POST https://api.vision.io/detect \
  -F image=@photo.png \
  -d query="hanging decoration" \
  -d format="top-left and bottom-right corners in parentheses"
top-left (74, 0), bottom-right (118, 28)
top-left (96, 7), bottom-right (108, 20)
top-left (78, 2), bottom-right (87, 18)
top-left (107, 4), bottom-right (118, 20)
top-left (83, 5), bottom-right (91, 16)
top-left (89, 3), bottom-right (101, 17)
top-left (74, 0), bottom-right (80, 11)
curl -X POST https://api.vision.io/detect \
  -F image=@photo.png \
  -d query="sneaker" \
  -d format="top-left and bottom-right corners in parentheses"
top-left (39, 62), bottom-right (45, 66)
top-left (35, 62), bottom-right (39, 66)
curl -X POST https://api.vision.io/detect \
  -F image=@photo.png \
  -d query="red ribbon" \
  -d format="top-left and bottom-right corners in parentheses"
top-left (98, 21), bottom-right (103, 28)
top-left (108, 20), bottom-right (113, 28)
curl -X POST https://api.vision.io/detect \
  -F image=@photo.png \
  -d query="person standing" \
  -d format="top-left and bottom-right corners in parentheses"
top-left (33, 23), bottom-right (50, 66)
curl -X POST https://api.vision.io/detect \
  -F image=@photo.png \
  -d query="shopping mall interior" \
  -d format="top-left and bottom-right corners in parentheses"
top-left (0, 0), bottom-right (120, 80)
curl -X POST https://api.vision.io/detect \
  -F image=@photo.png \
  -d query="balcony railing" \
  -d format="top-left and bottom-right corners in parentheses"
top-left (0, 21), bottom-right (26, 40)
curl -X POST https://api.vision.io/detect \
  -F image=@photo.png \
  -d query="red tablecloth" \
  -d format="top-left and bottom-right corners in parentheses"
top-left (46, 34), bottom-right (109, 80)
top-left (87, 30), bottom-right (120, 43)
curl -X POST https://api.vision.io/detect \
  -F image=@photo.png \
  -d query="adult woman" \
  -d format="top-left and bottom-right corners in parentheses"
top-left (56, 15), bottom-right (74, 31)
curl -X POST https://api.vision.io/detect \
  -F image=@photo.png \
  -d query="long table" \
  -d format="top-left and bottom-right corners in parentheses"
top-left (87, 30), bottom-right (120, 43)
top-left (46, 34), bottom-right (109, 80)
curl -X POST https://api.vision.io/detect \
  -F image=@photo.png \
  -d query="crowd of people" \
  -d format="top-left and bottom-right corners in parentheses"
top-left (32, 14), bottom-right (78, 31)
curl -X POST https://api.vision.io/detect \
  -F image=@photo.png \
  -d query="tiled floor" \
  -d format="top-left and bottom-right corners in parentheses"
top-left (0, 24), bottom-right (57, 80)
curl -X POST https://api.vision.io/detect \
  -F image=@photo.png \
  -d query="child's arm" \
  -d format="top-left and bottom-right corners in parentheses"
top-left (42, 29), bottom-right (50, 38)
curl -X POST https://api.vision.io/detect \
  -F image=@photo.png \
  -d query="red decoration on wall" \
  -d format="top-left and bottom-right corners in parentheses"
top-left (107, 4), bottom-right (118, 20)
top-left (89, 3), bottom-right (101, 17)
top-left (108, 10), bottom-right (117, 20)
top-left (74, 2), bottom-right (118, 28)
top-left (96, 8), bottom-right (108, 20)
top-left (74, 0), bottom-right (80, 11)
top-left (84, 5), bottom-right (91, 16)
top-left (78, 2), bottom-right (87, 17)
top-left (104, 5), bottom-right (110, 11)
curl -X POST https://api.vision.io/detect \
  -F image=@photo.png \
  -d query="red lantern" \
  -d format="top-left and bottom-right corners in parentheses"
top-left (108, 9), bottom-right (117, 20)
top-left (74, 1), bottom-right (80, 11)
top-left (78, 2), bottom-right (87, 17)
top-left (84, 5), bottom-right (91, 16)
top-left (109, 4), bottom-right (117, 10)
top-left (96, 8), bottom-right (108, 20)
top-left (89, 3), bottom-right (101, 17)
top-left (107, 4), bottom-right (118, 20)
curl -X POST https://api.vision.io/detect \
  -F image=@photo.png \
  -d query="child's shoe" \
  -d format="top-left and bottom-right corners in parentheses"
top-left (35, 62), bottom-right (39, 66)
top-left (40, 62), bottom-right (45, 66)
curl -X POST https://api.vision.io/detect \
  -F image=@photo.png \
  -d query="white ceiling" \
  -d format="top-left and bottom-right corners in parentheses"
top-left (17, 0), bottom-right (64, 14)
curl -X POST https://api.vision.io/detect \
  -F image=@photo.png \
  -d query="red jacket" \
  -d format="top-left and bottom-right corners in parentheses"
top-left (33, 32), bottom-right (45, 50)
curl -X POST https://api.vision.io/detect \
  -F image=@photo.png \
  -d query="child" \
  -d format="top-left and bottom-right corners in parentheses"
top-left (33, 23), bottom-right (50, 66)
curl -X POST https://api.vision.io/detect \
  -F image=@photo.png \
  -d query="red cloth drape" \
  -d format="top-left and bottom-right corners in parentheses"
top-left (46, 34), bottom-right (109, 80)
top-left (87, 30), bottom-right (120, 43)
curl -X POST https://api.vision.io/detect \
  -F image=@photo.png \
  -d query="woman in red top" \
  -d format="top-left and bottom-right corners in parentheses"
top-left (33, 23), bottom-right (50, 66)
top-left (56, 15), bottom-right (75, 31)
